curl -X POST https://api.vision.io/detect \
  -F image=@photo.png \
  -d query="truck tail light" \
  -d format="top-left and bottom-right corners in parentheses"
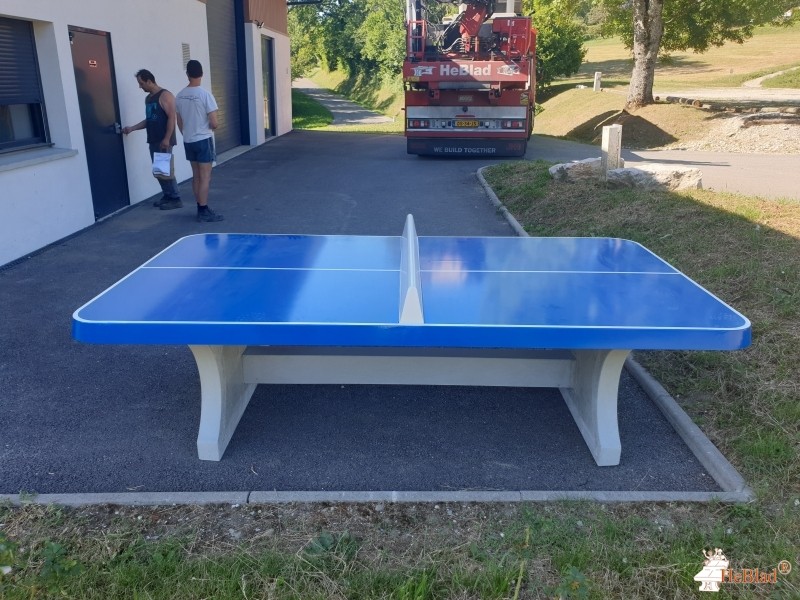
top-left (408, 119), bottom-right (430, 129)
top-left (501, 120), bottom-right (523, 129)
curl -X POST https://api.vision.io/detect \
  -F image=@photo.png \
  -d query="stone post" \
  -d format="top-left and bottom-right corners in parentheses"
top-left (601, 124), bottom-right (623, 177)
top-left (593, 72), bottom-right (602, 92)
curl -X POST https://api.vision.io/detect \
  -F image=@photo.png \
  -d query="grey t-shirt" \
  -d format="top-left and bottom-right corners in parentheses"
top-left (175, 85), bottom-right (218, 143)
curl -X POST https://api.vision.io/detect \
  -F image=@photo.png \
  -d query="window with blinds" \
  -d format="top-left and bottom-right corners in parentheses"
top-left (0, 16), bottom-right (49, 152)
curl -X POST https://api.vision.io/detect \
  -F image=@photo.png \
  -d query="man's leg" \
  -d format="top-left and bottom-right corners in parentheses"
top-left (157, 175), bottom-right (183, 210)
top-left (157, 152), bottom-right (183, 210)
top-left (194, 161), bottom-right (212, 207)
top-left (157, 176), bottom-right (180, 200)
top-left (191, 138), bottom-right (223, 222)
top-left (190, 161), bottom-right (202, 203)
top-left (149, 145), bottom-right (167, 207)
top-left (150, 145), bottom-right (182, 209)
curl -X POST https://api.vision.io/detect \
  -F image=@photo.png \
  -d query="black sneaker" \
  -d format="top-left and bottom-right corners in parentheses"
top-left (153, 195), bottom-right (167, 207)
top-left (197, 206), bottom-right (224, 222)
top-left (159, 199), bottom-right (183, 210)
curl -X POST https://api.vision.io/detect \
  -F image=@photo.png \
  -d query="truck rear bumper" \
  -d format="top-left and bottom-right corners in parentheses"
top-left (407, 137), bottom-right (527, 157)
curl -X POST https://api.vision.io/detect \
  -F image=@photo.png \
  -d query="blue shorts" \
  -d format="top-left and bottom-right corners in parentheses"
top-left (183, 137), bottom-right (215, 163)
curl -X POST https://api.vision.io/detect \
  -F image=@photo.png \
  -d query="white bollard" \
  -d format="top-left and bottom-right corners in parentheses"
top-left (601, 124), bottom-right (623, 177)
top-left (593, 71), bottom-right (602, 92)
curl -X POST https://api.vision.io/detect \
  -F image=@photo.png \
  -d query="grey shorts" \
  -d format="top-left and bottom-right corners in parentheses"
top-left (184, 137), bottom-right (215, 163)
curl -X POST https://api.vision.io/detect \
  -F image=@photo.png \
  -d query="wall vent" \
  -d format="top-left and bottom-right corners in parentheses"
top-left (182, 43), bottom-right (191, 70)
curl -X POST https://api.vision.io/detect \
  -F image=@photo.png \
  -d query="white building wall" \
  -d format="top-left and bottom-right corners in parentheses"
top-left (244, 24), bottom-right (265, 146)
top-left (1, 0), bottom-right (292, 267)
top-left (0, 17), bottom-right (94, 265)
top-left (243, 23), bottom-right (292, 145)
top-left (271, 30), bottom-right (293, 137)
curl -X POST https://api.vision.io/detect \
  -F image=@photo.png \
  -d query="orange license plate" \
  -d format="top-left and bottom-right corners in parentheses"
top-left (455, 120), bottom-right (478, 128)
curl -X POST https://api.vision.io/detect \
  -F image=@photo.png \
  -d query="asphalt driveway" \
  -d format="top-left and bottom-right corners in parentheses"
top-left (0, 131), bottom-right (746, 502)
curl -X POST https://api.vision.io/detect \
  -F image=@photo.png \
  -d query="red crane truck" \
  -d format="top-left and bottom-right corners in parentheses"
top-left (403, 0), bottom-right (536, 157)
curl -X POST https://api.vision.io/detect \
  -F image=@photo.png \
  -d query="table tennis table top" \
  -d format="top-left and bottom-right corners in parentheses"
top-left (72, 216), bottom-right (750, 351)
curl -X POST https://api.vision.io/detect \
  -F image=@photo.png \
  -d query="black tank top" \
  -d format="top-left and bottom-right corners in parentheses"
top-left (145, 89), bottom-right (176, 146)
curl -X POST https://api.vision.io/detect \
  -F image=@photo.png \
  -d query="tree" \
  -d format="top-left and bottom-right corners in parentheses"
top-left (524, 0), bottom-right (588, 89)
top-left (288, 6), bottom-right (322, 79)
top-left (288, 0), bottom-right (371, 78)
top-left (598, 0), bottom-right (799, 109)
top-left (626, 0), bottom-right (663, 109)
top-left (356, 0), bottom-right (407, 83)
top-left (317, 0), bottom-right (370, 74)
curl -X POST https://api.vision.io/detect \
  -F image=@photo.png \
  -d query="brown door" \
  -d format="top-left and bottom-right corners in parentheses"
top-left (206, 0), bottom-right (243, 152)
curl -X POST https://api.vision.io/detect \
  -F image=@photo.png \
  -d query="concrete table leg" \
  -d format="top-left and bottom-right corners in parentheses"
top-left (189, 345), bottom-right (257, 461)
top-left (560, 349), bottom-right (631, 466)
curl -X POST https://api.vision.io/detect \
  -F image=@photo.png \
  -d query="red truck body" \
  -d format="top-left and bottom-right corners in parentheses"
top-left (403, 1), bottom-right (536, 157)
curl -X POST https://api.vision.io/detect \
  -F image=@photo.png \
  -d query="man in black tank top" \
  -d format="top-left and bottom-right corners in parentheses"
top-left (122, 69), bottom-right (183, 210)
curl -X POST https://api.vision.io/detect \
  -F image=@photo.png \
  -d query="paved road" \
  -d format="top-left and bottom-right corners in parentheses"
top-left (654, 86), bottom-right (800, 103)
top-left (293, 78), bottom-right (395, 126)
top-left (293, 80), bottom-right (798, 201)
top-left (523, 136), bottom-right (799, 201)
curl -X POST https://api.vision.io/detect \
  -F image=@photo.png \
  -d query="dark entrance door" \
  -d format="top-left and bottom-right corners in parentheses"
top-left (69, 27), bottom-right (129, 219)
top-left (262, 36), bottom-right (276, 138)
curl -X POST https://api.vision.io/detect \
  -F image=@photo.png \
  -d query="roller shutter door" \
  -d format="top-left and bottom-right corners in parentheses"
top-left (206, 0), bottom-right (241, 153)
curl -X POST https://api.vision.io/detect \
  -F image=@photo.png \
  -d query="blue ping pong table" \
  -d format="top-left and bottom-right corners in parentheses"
top-left (72, 215), bottom-right (750, 466)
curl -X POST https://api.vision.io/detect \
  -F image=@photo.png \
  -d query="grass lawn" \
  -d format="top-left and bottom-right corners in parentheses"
top-left (535, 23), bottom-right (800, 148)
top-left (290, 88), bottom-right (334, 129)
top-left (569, 24), bottom-right (800, 90)
top-left (295, 69), bottom-right (405, 135)
top-left (762, 66), bottom-right (800, 89)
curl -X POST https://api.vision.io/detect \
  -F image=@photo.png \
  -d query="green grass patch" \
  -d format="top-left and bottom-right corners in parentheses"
top-left (544, 23), bottom-right (800, 148)
top-left (292, 70), bottom-right (404, 134)
top-left (532, 87), bottom-right (750, 149)
top-left (3, 491), bottom-right (800, 598)
top-left (575, 23), bottom-right (800, 90)
top-left (291, 88), bottom-right (333, 129)
top-left (320, 121), bottom-right (404, 135)
top-left (762, 66), bottom-right (800, 88)
top-left (310, 68), bottom-right (404, 118)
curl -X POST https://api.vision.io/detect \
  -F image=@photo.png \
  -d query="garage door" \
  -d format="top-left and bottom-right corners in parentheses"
top-left (205, 0), bottom-right (242, 153)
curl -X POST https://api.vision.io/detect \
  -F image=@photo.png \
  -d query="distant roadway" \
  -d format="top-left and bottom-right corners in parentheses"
top-left (525, 136), bottom-right (799, 201)
top-left (292, 79), bottom-right (798, 201)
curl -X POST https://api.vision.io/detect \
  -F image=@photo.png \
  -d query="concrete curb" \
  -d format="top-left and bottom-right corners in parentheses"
top-left (476, 166), bottom-right (529, 238)
top-left (624, 358), bottom-right (753, 499)
top-left (0, 492), bottom-right (250, 507)
top-left (0, 488), bottom-right (752, 507)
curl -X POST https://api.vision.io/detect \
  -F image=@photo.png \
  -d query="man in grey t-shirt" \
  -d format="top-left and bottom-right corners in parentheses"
top-left (176, 59), bottom-right (223, 222)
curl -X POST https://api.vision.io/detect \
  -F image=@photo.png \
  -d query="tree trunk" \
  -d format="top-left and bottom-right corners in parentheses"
top-left (625, 0), bottom-right (664, 110)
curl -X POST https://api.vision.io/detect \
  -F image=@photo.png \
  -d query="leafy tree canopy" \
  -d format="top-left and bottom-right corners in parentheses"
top-left (289, 0), bottom-right (588, 92)
top-left (357, 0), bottom-right (408, 81)
top-left (598, 0), bottom-right (798, 54)
top-left (524, 0), bottom-right (588, 87)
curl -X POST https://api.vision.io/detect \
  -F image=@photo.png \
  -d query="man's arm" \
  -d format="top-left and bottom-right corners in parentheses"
top-left (158, 91), bottom-right (178, 151)
top-left (208, 110), bottom-right (218, 131)
top-left (121, 120), bottom-right (146, 135)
